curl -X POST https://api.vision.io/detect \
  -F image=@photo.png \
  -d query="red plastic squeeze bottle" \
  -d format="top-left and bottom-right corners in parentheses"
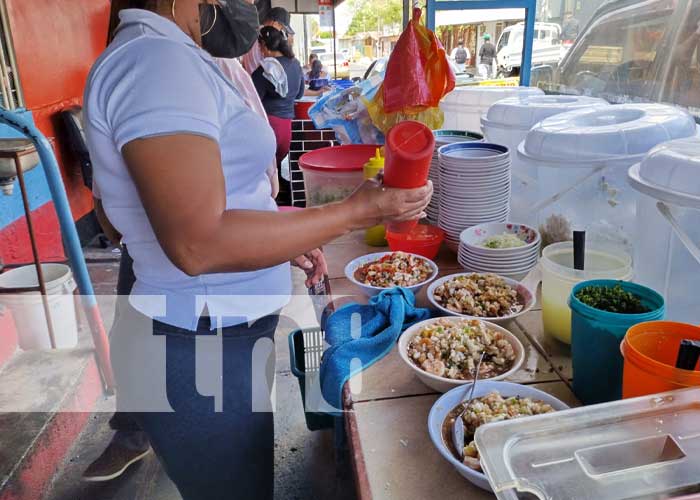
top-left (383, 120), bottom-right (435, 233)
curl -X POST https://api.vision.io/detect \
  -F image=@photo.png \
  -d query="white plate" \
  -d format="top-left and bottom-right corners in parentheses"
top-left (428, 381), bottom-right (570, 492)
top-left (344, 252), bottom-right (439, 297)
top-left (458, 259), bottom-right (538, 275)
top-left (460, 223), bottom-right (541, 257)
top-left (459, 247), bottom-right (539, 265)
top-left (426, 272), bottom-right (535, 324)
top-left (397, 318), bottom-right (526, 393)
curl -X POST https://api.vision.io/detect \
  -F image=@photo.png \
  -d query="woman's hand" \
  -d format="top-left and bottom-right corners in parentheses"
top-left (292, 248), bottom-right (328, 287)
top-left (341, 177), bottom-right (433, 231)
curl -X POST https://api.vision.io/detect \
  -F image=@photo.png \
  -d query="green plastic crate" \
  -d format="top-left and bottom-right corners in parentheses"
top-left (288, 328), bottom-right (335, 431)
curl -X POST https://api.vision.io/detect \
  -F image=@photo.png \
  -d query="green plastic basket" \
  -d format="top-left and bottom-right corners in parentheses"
top-left (288, 328), bottom-right (335, 431)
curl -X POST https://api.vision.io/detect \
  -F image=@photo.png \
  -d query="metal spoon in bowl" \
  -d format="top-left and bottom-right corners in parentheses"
top-left (452, 352), bottom-right (485, 460)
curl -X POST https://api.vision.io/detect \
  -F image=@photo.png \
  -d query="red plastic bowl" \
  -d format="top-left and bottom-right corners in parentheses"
top-left (386, 224), bottom-right (445, 259)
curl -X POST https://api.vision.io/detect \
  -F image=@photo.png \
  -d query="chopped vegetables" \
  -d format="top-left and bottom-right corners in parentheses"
top-left (575, 284), bottom-right (650, 314)
top-left (449, 391), bottom-right (556, 471)
top-left (433, 274), bottom-right (523, 318)
top-left (353, 252), bottom-right (433, 288)
top-left (480, 233), bottom-right (527, 249)
top-left (407, 318), bottom-right (516, 380)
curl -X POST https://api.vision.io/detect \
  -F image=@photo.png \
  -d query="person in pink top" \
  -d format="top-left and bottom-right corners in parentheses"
top-left (215, 57), bottom-right (279, 197)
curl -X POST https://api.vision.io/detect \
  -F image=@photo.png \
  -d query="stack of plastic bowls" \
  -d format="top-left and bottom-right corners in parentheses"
top-left (437, 143), bottom-right (511, 252)
top-left (426, 130), bottom-right (483, 225)
top-left (458, 222), bottom-right (541, 281)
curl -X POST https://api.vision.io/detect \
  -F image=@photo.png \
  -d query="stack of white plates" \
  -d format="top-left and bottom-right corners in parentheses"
top-left (437, 143), bottom-right (511, 252)
top-left (426, 130), bottom-right (484, 225)
top-left (458, 222), bottom-right (541, 280)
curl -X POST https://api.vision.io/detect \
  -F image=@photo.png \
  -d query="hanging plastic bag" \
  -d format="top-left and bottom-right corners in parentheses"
top-left (309, 76), bottom-right (385, 145)
top-left (365, 8), bottom-right (455, 133)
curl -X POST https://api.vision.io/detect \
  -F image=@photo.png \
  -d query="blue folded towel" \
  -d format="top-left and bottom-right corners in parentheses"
top-left (319, 287), bottom-right (431, 415)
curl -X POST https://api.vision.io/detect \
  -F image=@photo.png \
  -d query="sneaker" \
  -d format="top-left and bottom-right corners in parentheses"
top-left (82, 442), bottom-right (151, 482)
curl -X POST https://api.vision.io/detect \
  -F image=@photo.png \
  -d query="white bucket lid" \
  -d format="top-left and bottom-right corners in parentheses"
top-left (519, 103), bottom-right (697, 167)
top-left (628, 136), bottom-right (700, 209)
top-left (442, 86), bottom-right (544, 108)
top-left (481, 94), bottom-right (609, 132)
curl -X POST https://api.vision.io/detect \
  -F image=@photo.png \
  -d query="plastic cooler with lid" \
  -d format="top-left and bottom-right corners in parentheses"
top-left (480, 95), bottom-right (608, 224)
top-left (476, 387), bottom-right (700, 500)
top-left (628, 136), bottom-right (700, 324)
top-left (299, 144), bottom-right (377, 206)
top-left (440, 86), bottom-right (544, 132)
top-left (518, 103), bottom-right (697, 251)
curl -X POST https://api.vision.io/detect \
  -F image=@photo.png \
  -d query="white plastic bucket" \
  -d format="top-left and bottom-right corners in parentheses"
top-left (0, 264), bottom-right (78, 350)
top-left (440, 86), bottom-right (544, 132)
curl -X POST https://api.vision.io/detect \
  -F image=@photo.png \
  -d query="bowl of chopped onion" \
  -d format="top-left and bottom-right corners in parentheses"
top-left (460, 222), bottom-right (540, 258)
top-left (397, 317), bottom-right (525, 393)
top-left (428, 381), bottom-right (569, 491)
top-left (345, 251), bottom-right (439, 297)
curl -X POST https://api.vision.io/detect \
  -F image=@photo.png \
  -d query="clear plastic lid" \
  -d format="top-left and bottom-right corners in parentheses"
top-left (476, 387), bottom-right (700, 500)
top-left (628, 136), bottom-right (700, 208)
top-left (519, 103), bottom-right (697, 167)
top-left (442, 86), bottom-right (544, 107)
top-left (482, 95), bottom-right (609, 132)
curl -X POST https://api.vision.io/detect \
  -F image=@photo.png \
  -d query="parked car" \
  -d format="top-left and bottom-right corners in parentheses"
top-left (496, 22), bottom-right (565, 77)
top-left (319, 53), bottom-right (350, 79)
top-left (361, 57), bottom-right (476, 86)
top-left (536, 0), bottom-right (700, 117)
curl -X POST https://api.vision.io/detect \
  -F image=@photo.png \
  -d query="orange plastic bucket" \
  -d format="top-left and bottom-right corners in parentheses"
top-left (620, 321), bottom-right (700, 398)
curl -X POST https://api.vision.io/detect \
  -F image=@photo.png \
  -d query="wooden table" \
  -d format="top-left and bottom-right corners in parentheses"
top-left (321, 231), bottom-right (578, 500)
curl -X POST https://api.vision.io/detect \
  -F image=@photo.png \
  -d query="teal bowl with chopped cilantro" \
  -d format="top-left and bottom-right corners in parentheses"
top-left (568, 280), bottom-right (665, 405)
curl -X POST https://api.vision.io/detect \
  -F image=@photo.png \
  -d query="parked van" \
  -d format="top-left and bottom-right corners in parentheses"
top-left (496, 22), bottom-right (565, 76)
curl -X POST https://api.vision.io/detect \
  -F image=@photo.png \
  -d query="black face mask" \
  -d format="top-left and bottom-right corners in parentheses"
top-left (199, 0), bottom-right (259, 59)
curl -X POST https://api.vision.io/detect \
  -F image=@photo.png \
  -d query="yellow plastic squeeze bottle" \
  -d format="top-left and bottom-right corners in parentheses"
top-left (363, 148), bottom-right (387, 246)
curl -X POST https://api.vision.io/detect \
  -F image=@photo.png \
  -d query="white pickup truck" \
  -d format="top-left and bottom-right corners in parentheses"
top-left (496, 22), bottom-right (568, 77)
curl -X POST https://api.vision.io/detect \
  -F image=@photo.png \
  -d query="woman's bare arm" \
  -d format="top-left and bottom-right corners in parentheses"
top-left (122, 133), bottom-right (431, 276)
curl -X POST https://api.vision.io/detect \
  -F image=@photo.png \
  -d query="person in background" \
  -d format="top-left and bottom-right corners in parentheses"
top-left (561, 11), bottom-right (580, 43)
top-left (303, 52), bottom-right (318, 74)
top-left (478, 33), bottom-right (497, 79)
top-left (305, 58), bottom-right (331, 95)
top-left (241, 6), bottom-right (295, 74)
top-left (252, 26), bottom-right (305, 205)
top-left (84, 1), bottom-right (432, 498)
top-left (450, 41), bottom-right (470, 72)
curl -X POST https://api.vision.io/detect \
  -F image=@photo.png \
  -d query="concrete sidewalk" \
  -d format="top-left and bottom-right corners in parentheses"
top-left (40, 262), bottom-right (356, 500)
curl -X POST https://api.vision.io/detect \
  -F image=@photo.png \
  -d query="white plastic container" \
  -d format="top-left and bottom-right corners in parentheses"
top-left (540, 242), bottom-right (633, 344)
top-left (518, 103), bottom-right (697, 252)
top-left (440, 86), bottom-right (543, 132)
top-left (0, 264), bottom-right (78, 350)
top-left (628, 137), bottom-right (700, 324)
top-left (481, 95), bottom-right (608, 224)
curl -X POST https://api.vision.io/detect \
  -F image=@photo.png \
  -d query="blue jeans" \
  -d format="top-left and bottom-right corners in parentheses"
top-left (111, 299), bottom-right (279, 500)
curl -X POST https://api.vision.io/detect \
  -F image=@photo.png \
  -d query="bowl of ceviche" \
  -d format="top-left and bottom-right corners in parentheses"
top-left (428, 381), bottom-right (569, 491)
top-left (344, 251), bottom-right (439, 297)
top-left (397, 317), bottom-right (525, 393)
top-left (427, 272), bottom-right (535, 324)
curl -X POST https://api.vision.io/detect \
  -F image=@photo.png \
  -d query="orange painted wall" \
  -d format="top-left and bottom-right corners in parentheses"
top-left (5, 0), bottom-right (111, 221)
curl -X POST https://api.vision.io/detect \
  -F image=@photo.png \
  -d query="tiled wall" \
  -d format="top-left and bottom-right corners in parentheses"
top-left (289, 120), bottom-right (338, 207)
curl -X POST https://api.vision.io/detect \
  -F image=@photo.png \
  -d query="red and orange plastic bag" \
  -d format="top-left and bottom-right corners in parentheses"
top-left (366, 8), bottom-right (455, 133)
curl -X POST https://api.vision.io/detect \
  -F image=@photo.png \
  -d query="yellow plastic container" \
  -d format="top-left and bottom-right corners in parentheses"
top-left (541, 242), bottom-right (633, 344)
top-left (364, 149), bottom-right (387, 246)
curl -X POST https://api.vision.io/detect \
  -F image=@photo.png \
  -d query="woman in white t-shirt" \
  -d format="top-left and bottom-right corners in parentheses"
top-left (84, 1), bottom-right (432, 499)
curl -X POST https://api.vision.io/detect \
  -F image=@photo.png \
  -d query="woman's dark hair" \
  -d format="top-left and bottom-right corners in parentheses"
top-left (259, 26), bottom-right (295, 59)
top-left (108, 0), bottom-right (163, 44)
top-left (309, 59), bottom-right (323, 80)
